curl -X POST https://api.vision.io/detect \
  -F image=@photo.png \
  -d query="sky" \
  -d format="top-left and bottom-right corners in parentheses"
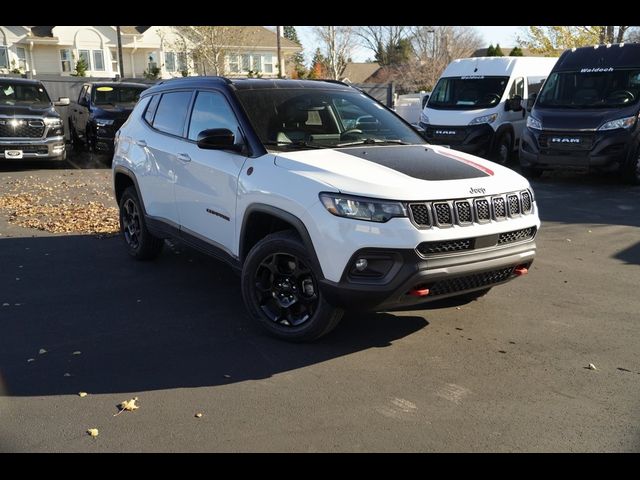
top-left (293, 26), bottom-right (523, 65)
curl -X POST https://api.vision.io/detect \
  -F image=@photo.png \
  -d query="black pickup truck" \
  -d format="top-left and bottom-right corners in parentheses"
top-left (0, 77), bottom-right (69, 162)
top-left (69, 81), bottom-right (149, 153)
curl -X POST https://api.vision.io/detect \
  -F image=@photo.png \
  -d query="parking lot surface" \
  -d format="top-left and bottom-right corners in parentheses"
top-left (1, 152), bottom-right (639, 452)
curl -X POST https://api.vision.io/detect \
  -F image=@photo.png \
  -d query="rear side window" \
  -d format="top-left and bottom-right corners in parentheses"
top-left (187, 91), bottom-right (239, 141)
top-left (152, 91), bottom-right (193, 137)
top-left (144, 94), bottom-right (160, 124)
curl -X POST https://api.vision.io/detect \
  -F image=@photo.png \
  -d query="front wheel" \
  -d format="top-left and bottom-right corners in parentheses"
top-left (493, 132), bottom-right (512, 165)
top-left (241, 231), bottom-right (343, 342)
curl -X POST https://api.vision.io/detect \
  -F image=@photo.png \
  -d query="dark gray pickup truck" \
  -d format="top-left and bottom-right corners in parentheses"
top-left (69, 81), bottom-right (148, 153)
top-left (0, 77), bottom-right (69, 161)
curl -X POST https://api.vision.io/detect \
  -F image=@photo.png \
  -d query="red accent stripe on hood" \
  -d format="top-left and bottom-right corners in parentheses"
top-left (436, 149), bottom-right (494, 176)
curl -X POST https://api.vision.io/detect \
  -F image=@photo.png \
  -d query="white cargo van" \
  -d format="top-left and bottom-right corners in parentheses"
top-left (419, 56), bottom-right (558, 164)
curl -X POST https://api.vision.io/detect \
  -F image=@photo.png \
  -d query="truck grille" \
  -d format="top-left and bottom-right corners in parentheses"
top-left (538, 132), bottom-right (594, 151)
top-left (0, 119), bottom-right (45, 138)
top-left (409, 190), bottom-right (534, 229)
top-left (498, 227), bottom-right (536, 245)
top-left (417, 238), bottom-right (473, 255)
top-left (416, 227), bottom-right (537, 257)
top-left (0, 145), bottom-right (48, 154)
top-left (428, 266), bottom-right (516, 296)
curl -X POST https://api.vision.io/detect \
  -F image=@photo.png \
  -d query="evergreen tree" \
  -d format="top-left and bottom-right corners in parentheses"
top-left (283, 26), bottom-right (307, 79)
top-left (494, 44), bottom-right (505, 56)
top-left (509, 46), bottom-right (524, 56)
top-left (486, 44), bottom-right (496, 56)
top-left (307, 48), bottom-right (326, 79)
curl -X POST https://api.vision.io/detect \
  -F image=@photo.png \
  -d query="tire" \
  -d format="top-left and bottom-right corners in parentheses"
top-left (624, 143), bottom-right (640, 185)
top-left (86, 128), bottom-right (96, 153)
top-left (493, 132), bottom-right (512, 165)
top-left (241, 230), bottom-right (344, 342)
top-left (69, 123), bottom-right (82, 151)
top-left (118, 186), bottom-right (163, 260)
top-left (519, 165), bottom-right (543, 179)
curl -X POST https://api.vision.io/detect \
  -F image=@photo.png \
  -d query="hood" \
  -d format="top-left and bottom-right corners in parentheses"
top-left (93, 104), bottom-right (134, 118)
top-left (274, 144), bottom-right (529, 200)
top-left (532, 103), bottom-right (640, 131)
top-left (424, 106), bottom-right (499, 126)
top-left (0, 104), bottom-right (57, 117)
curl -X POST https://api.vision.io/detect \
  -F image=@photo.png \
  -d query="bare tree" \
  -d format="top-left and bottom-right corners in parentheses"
top-left (174, 26), bottom-right (248, 76)
top-left (518, 26), bottom-right (637, 55)
top-left (355, 26), bottom-right (412, 65)
top-left (313, 26), bottom-right (355, 80)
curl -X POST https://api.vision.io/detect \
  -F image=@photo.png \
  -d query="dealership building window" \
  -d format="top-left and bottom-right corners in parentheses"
top-left (164, 51), bottom-right (176, 72)
top-left (16, 46), bottom-right (27, 70)
top-left (0, 46), bottom-right (8, 69)
top-left (110, 48), bottom-right (119, 73)
top-left (60, 49), bottom-right (72, 72)
top-left (226, 54), bottom-right (278, 75)
top-left (78, 49), bottom-right (91, 69)
top-left (93, 50), bottom-right (105, 71)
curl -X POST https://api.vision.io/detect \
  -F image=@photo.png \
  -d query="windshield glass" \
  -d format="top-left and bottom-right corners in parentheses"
top-left (92, 86), bottom-right (147, 106)
top-left (428, 76), bottom-right (509, 110)
top-left (0, 82), bottom-right (51, 106)
top-left (235, 87), bottom-right (425, 150)
top-left (537, 69), bottom-right (640, 108)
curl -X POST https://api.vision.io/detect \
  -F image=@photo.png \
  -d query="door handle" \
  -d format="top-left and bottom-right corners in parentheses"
top-left (177, 153), bottom-right (191, 162)
top-left (135, 139), bottom-right (147, 147)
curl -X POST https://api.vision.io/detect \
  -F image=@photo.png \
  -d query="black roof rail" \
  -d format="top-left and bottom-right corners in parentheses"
top-left (314, 79), bottom-right (352, 87)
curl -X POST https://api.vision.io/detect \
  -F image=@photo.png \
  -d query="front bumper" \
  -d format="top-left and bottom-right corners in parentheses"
top-left (0, 135), bottom-right (66, 160)
top-left (421, 123), bottom-right (495, 157)
top-left (320, 240), bottom-right (536, 311)
top-left (520, 127), bottom-right (637, 171)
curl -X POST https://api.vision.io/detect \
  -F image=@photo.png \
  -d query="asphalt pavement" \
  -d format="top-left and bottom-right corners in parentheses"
top-left (0, 155), bottom-right (639, 452)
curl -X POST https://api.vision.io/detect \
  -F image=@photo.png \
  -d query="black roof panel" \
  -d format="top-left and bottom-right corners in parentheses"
top-left (553, 43), bottom-right (640, 72)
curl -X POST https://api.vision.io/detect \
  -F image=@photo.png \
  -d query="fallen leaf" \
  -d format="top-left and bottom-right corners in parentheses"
top-left (87, 428), bottom-right (99, 437)
top-left (38, 348), bottom-right (47, 354)
top-left (114, 397), bottom-right (139, 416)
top-left (587, 363), bottom-right (597, 370)
top-left (79, 392), bottom-right (88, 397)
top-left (195, 413), bottom-right (203, 418)
top-left (72, 351), bottom-right (82, 355)
top-left (566, 239), bottom-right (572, 242)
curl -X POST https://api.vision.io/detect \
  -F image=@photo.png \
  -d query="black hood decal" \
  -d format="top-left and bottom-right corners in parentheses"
top-left (335, 145), bottom-right (492, 181)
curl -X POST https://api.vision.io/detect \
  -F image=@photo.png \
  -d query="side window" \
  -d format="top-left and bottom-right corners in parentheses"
top-left (152, 91), bottom-right (193, 137)
top-left (527, 76), bottom-right (547, 96)
top-left (509, 77), bottom-right (525, 99)
top-left (187, 91), bottom-right (239, 141)
top-left (144, 94), bottom-right (160, 125)
top-left (78, 85), bottom-right (88, 103)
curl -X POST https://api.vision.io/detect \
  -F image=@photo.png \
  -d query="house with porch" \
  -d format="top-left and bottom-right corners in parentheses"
top-left (0, 26), bottom-right (301, 79)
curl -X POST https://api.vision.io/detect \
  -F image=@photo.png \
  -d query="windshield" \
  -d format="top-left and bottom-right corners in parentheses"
top-left (92, 86), bottom-right (147, 106)
top-left (537, 69), bottom-right (640, 108)
top-left (428, 76), bottom-right (509, 110)
top-left (235, 88), bottom-right (426, 150)
top-left (0, 82), bottom-right (51, 107)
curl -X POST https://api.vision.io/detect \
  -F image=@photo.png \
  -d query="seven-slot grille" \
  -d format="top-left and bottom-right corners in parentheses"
top-left (408, 190), bottom-right (534, 229)
top-left (0, 119), bottom-right (45, 138)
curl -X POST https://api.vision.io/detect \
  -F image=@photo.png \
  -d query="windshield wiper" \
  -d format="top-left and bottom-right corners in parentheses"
top-left (335, 138), bottom-right (411, 147)
top-left (262, 140), bottom-right (326, 150)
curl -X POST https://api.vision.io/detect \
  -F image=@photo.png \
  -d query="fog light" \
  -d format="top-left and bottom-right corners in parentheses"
top-left (354, 258), bottom-right (368, 271)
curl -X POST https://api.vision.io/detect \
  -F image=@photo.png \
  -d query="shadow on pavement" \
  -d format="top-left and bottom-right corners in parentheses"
top-left (0, 235), bottom-right (428, 397)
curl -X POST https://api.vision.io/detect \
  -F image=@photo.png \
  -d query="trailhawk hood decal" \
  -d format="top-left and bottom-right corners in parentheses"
top-left (273, 144), bottom-right (528, 200)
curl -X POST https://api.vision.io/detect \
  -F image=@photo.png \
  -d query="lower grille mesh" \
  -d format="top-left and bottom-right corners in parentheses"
top-left (429, 267), bottom-right (515, 296)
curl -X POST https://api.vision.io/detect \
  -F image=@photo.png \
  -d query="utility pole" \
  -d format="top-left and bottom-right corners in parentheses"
top-left (276, 26), bottom-right (284, 78)
top-left (116, 26), bottom-right (125, 81)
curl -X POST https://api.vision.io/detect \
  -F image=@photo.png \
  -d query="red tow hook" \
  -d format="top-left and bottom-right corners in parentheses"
top-left (514, 266), bottom-right (529, 276)
top-left (409, 288), bottom-right (430, 297)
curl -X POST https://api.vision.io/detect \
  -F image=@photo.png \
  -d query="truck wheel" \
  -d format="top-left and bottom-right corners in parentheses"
top-left (519, 165), bottom-right (543, 179)
top-left (118, 186), bottom-right (163, 260)
top-left (241, 231), bottom-right (344, 342)
top-left (69, 123), bottom-right (81, 151)
top-left (493, 132), bottom-right (512, 165)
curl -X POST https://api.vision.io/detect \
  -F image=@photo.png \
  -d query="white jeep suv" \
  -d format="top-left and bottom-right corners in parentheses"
top-left (112, 77), bottom-right (539, 341)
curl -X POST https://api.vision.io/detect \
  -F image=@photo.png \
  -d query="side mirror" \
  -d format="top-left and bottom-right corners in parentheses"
top-left (55, 97), bottom-right (70, 106)
top-left (505, 95), bottom-right (523, 112)
top-left (197, 128), bottom-right (243, 152)
top-left (526, 93), bottom-right (538, 112)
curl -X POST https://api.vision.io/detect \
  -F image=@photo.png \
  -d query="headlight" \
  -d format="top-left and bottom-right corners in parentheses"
top-left (526, 115), bottom-right (542, 130)
top-left (419, 111), bottom-right (430, 125)
top-left (44, 117), bottom-right (62, 127)
top-left (598, 115), bottom-right (636, 131)
top-left (95, 118), bottom-right (115, 127)
top-left (469, 113), bottom-right (498, 125)
top-left (319, 193), bottom-right (407, 223)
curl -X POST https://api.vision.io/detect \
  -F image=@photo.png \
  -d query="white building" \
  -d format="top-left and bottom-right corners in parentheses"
top-left (0, 26), bottom-right (301, 79)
